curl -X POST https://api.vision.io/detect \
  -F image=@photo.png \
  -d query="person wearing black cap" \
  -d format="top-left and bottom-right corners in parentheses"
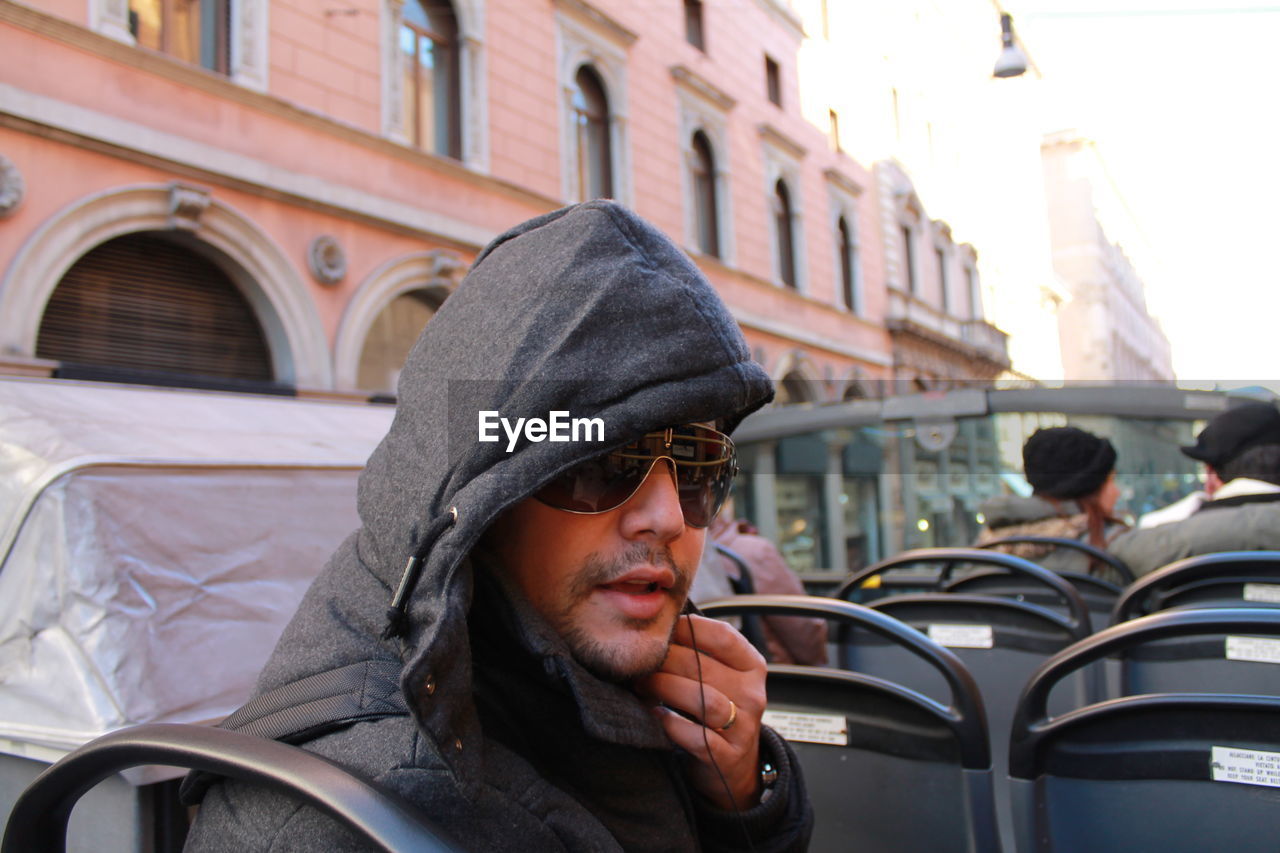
top-left (976, 426), bottom-right (1127, 579)
top-left (1110, 401), bottom-right (1280, 577)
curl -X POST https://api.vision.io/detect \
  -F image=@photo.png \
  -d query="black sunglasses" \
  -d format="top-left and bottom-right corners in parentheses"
top-left (535, 424), bottom-right (737, 528)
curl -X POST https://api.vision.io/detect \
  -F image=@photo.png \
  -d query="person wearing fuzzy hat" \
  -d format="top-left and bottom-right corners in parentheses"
top-left (976, 426), bottom-right (1127, 580)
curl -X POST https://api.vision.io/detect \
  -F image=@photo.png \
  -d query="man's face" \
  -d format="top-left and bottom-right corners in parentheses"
top-left (486, 461), bottom-right (705, 682)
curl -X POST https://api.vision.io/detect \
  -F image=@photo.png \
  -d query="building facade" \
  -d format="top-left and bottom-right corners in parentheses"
top-left (1042, 131), bottom-right (1174, 382)
top-left (0, 0), bottom-right (904, 401)
top-left (0, 0), bottom-right (1021, 575)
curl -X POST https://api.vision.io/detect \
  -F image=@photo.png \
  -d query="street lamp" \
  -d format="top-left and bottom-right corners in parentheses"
top-left (993, 12), bottom-right (1028, 78)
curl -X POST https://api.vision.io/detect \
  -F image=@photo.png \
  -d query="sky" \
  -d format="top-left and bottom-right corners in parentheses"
top-left (1010, 1), bottom-right (1280, 385)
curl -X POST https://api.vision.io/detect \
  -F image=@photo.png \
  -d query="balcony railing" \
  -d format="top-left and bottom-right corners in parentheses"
top-left (886, 289), bottom-right (1009, 366)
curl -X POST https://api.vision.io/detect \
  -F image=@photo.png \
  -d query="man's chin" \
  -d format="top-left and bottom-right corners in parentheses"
top-left (563, 629), bottom-right (673, 683)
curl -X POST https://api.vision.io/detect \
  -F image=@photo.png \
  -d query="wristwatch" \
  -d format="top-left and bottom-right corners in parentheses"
top-left (760, 759), bottom-right (778, 790)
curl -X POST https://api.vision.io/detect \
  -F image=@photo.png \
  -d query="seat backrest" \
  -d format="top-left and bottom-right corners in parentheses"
top-left (975, 534), bottom-right (1135, 585)
top-left (944, 568), bottom-right (1122, 634)
top-left (834, 550), bottom-right (1093, 850)
top-left (711, 542), bottom-right (770, 657)
top-left (700, 595), bottom-right (1001, 853)
top-left (0, 723), bottom-right (459, 853)
top-left (1009, 608), bottom-right (1280, 853)
top-left (835, 548), bottom-right (1092, 638)
top-left (1113, 550), bottom-right (1280, 623)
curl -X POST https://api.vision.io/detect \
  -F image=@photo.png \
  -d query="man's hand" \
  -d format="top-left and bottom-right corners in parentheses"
top-left (636, 614), bottom-right (768, 811)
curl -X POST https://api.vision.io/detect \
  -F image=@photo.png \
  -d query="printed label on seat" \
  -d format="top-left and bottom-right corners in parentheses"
top-left (1211, 746), bottom-right (1280, 788)
top-left (1225, 635), bottom-right (1280, 665)
top-left (1243, 583), bottom-right (1280, 603)
top-left (763, 710), bottom-right (849, 746)
top-left (928, 623), bottom-right (993, 648)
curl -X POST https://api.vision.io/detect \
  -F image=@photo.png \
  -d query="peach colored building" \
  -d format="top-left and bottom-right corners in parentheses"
top-left (0, 0), bottom-right (1026, 582)
top-left (0, 0), bottom-right (897, 404)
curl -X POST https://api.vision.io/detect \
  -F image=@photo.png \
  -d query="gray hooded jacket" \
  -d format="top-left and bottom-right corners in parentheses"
top-left (182, 201), bottom-right (812, 852)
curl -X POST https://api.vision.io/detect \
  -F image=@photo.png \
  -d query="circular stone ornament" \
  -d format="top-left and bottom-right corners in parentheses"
top-left (0, 155), bottom-right (25, 218)
top-left (308, 235), bottom-right (347, 285)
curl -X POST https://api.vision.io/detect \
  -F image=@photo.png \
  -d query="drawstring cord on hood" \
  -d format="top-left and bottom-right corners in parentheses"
top-left (382, 506), bottom-right (458, 641)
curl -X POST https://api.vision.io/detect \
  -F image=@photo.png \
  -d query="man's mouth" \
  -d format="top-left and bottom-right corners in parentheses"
top-left (602, 579), bottom-right (665, 595)
top-left (594, 569), bottom-right (677, 620)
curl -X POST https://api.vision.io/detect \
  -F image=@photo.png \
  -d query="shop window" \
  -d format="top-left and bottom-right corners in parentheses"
top-left (128, 0), bottom-right (230, 73)
top-left (36, 232), bottom-right (272, 384)
top-left (401, 0), bottom-right (462, 158)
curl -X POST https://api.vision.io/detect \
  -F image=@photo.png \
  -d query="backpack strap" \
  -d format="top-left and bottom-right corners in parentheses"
top-left (180, 659), bottom-right (409, 804)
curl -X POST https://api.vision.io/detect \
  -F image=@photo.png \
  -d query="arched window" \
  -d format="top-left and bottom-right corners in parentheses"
top-left (357, 290), bottom-right (444, 393)
top-left (691, 131), bottom-right (720, 258)
top-left (401, 0), bottom-right (461, 158)
top-left (572, 65), bottom-right (613, 200)
top-left (774, 179), bottom-right (796, 288)
top-left (837, 216), bottom-right (857, 312)
top-left (36, 232), bottom-right (273, 384)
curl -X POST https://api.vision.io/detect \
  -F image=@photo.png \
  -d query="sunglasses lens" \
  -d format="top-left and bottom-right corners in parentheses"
top-left (535, 424), bottom-right (736, 526)
top-left (535, 453), bottom-right (652, 514)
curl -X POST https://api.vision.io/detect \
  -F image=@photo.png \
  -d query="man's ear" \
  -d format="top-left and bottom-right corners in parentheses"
top-left (1205, 465), bottom-right (1224, 496)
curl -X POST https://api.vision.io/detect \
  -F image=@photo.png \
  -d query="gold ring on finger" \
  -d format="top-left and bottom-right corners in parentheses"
top-left (717, 699), bottom-right (737, 732)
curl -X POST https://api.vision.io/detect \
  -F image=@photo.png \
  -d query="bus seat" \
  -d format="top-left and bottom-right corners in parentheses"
top-left (833, 549), bottom-right (1093, 849)
top-left (700, 595), bottom-right (1001, 853)
top-left (1009, 608), bottom-right (1280, 853)
top-left (0, 723), bottom-right (459, 853)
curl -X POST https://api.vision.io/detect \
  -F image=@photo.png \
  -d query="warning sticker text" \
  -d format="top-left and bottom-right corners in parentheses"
top-left (1211, 746), bottom-right (1280, 788)
top-left (762, 710), bottom-right (849, 746)
top-left (1225, 635), bottom-right (1280, 665)
top-left (928, 623), bottom-right (994, 649)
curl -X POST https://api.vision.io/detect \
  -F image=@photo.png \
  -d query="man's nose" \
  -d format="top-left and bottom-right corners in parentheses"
top-left (618, 459), bottom-right (685, 541)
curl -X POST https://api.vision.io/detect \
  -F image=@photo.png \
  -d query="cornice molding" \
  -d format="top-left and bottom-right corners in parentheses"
top-left (0, 91), bottom-right (500, 252)
top-left (0, 2), bottom-right (556, 212)
top-left (758, 123), bottom-right (806, 160)
top-left (669, 65), bottom-right (735, 112)
top-left (552, 0), bottom-right (637, 47)
top-left (823, 168), bottom-right (862, 198)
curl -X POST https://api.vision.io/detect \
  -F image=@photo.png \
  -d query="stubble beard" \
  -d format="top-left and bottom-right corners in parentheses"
top-left (552, 542), bottom-right (692, 683)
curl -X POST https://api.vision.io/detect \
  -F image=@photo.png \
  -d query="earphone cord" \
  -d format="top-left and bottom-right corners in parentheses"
top-left (685, 613), bottom-right (756, 852)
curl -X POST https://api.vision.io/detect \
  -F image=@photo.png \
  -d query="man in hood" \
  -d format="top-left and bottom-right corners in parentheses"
top-left (1110, 401), bottom-right (1280, 577)
top-left (183, 201), bottom-right (813, 851)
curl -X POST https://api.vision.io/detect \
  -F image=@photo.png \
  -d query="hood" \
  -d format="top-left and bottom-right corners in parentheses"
top-left (262, 201), bottom-right (773, 789)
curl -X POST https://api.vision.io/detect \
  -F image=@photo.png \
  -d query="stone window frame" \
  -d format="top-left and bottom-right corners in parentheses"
top-left (825, 169), bottom-right (862, 314)
top-left (933, 220), bottom-right (954, 315)
top-left (0, 183), bottom-right (328, 387)
top-left (555, 0), bottom-right (635, 206)
top-left (334, 249), bottom-right (466, 392)
top-left (92, 0), bottom-right (270, 91)
top-left (760, 124), bottom-right (807, 293)
top-left (673, 66), bottom-right (735, 264)
top-left (381, 0), bottom-right (489, 171)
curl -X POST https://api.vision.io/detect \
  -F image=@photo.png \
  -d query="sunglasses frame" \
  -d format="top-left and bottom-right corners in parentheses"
top-left (535, 424), bottom-right (738, 528)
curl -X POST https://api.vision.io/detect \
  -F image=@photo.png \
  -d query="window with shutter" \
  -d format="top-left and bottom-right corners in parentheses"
top-left (36, 232), bottom-right (274, 386)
